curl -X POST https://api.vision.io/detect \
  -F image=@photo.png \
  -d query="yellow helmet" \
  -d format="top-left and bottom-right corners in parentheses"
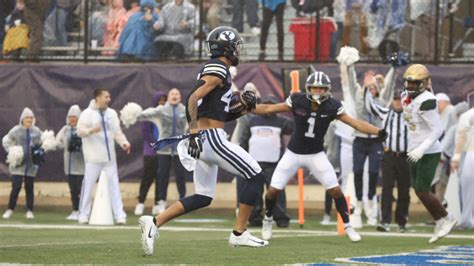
top-left (403, 64), bottom-right (430, 81)
top-left (403, 64), bottom-right (430, 97)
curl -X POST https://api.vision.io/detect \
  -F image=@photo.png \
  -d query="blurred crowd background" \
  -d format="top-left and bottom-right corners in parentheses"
top-left (0, 0), bottom-right (473, 63)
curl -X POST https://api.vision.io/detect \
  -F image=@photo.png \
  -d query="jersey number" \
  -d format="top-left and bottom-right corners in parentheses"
top-left (221, 89), bottom-right (232, 112)
top-left (305, 117), bottom-right (315, 138)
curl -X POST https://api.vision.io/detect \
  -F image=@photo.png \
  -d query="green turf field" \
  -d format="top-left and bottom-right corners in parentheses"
top-left (1, 209), bottom-right (473, 265)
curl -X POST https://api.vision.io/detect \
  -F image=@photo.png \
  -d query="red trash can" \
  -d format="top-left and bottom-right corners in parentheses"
top-left (289, 17), bottom-right (336, 62)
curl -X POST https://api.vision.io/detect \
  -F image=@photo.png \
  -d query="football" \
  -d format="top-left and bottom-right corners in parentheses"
top-left (229, 91), bottom-right (246, 113)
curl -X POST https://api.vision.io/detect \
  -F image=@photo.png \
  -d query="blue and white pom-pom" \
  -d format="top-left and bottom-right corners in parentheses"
top-left (6, 146), bottom-right (24, 167)
top-left (336, 46), bottom-right (360, 66)
top-left (120, 102), bottom-right (143, 128)
top-left (41, 130), bottom-right (57, 152)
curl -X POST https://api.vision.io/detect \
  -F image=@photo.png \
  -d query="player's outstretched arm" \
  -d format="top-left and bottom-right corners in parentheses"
top-left (337, 112), bottom-right (384, 137)
top-left (253, 102), bottom-right (291, 115)
top-left (185, 75), bottom-right (222, 133)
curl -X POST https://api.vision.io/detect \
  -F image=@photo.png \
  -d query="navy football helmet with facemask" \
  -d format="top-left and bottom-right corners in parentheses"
top-left (206, 26), bottom-right (244, 66)
top-left (305, 71), bottom-right (332, 104)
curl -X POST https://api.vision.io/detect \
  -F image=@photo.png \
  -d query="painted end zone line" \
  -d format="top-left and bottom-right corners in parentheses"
top-left (0, 223), bottom-right (473, 240)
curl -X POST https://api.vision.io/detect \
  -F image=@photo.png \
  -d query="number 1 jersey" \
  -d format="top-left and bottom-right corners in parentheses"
top-left (285, 93), bottom-right (345, 154)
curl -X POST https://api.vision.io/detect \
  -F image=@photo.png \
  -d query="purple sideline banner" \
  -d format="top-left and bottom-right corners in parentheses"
top-left (0, 63), bottom-right (473, 182)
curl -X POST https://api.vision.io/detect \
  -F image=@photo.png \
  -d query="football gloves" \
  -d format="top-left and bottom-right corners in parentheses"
top-left (241, 90), bottom-right (257, 111)
top-left (188, 132), bottom-right (203, 159)
top-left (377, 129), bottom-right (388, 142)
top-left (407, 147), bottom-right (424, 163)
top-left (387, 52), bottom-right (410, 68)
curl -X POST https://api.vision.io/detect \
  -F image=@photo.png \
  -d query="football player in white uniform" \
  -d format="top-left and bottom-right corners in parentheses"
top-left (401, 64), bottom-right (457, 243)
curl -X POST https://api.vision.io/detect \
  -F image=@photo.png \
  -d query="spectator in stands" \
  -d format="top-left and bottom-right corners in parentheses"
top-left (231, 0), bottom-right (260, 36)
top-left (3, 0), bottom-right (29, 58)
top-left (55, 105), bottom-right (85, 221)
top-left (134, 91), bottom-right (167, 216)
top-left (77, 88), bottom-right (130, 224)
top-left (117, 0), bottom-right (158, 60)
top-left (153, 0), bottom-right (196, 60)
top-left (90, 0), bottom-right (109, 47)
top-left (102, 0), bottom-right (126, 55)
top-left (115, 0), bottom-right (140, 42)
top-left (2, 108), bottom-right (43, 220)
top-left (236, 95), bottom-right (293, 227)
top-left (136, 88), bottom-right (190, 215)
top-left (207, 0), bottom-right (223, 30)
top-left (258, 0), bottom-right (285, 61)
top-left (342, 0), bottom-right (368, 54)
top-left (330, 0), bottom-right (345, 59)
top-left (43, 0), bottom-right (81, 47)
top-left (0, 0), bottom-right (15, 57)
top-left (24, 0), bottom-right (52, 59)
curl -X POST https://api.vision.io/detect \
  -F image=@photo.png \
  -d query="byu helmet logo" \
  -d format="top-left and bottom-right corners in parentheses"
top-left (219, 31), bottom-right (235, 41)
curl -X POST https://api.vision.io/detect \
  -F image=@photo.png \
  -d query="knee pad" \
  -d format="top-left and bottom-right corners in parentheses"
top-left (239, 172), bottom-right (265, 206)
top-left (180, 194), bottom-right (213, 213)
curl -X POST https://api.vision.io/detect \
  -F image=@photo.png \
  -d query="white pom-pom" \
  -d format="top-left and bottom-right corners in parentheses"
top-left (41, 130), bottom-right (57, 152)
top-left (120, 102), bottom-right (143, 128)
top-left (6, 146), bottom-right (24, 167)
top-left (336, 46), bottom-right (360, 65)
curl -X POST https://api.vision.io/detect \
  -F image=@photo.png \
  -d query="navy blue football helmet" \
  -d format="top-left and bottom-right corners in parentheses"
top-left (305, 71), bottom-right (332, 104)
top-left (206, 26), bottom-right (244, 66)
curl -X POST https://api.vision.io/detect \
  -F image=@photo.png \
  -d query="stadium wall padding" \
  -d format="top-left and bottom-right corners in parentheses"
top-left (0, 63), bottom-right (473, 181)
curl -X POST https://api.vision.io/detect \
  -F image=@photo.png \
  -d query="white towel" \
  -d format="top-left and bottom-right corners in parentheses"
top-left (177, 139), bottom-right (196, 171)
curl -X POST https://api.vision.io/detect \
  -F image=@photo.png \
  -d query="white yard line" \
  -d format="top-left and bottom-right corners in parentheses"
top-left (0, 240), bottom-right (134, 248)
top-left (0, 223), bottom-right (473, 239)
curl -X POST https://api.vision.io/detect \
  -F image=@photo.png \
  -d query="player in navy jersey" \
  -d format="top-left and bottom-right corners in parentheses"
top-left (138, 26), bottom-right (269, 256)
top-left (254, 71), bottom-right (387, 243)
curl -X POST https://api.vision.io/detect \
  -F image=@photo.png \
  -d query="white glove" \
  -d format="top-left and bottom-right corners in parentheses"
top-left (407, 148), bottom-right (424, 163)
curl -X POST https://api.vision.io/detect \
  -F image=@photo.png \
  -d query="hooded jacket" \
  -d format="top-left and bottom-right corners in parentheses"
top-left (343, 63), bottom-right (396, 138)
top-left (2, 107), bottom-right (43, 177)
top-left (56, 105), bottom-right (85, 175)
top-left (77, 100), bottom-right (129, 163)
top-left (139, 101), bottom-right (188, 155)
top-left (142, 91), bottom-right (166, 156)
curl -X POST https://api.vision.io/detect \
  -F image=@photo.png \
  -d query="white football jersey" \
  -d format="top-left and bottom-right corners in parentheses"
top-left (402, 90), bottom-right (442, 154)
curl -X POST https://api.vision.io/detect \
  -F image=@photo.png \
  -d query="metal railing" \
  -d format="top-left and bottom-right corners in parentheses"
top-left (1, 0), bottom-right (473, 64)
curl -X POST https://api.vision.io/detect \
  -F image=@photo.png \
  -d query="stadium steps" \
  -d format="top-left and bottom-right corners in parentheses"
top-left (38, 4), bottom-right (301, 61)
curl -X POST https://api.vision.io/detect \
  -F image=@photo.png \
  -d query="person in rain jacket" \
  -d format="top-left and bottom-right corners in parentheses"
top-left (136, 88), bottom-right (190, 215)
top-left (77, 89), bottom-right (130, 224)
top-left (117, 0), bottom-right (158, 60)
top-left (134, 91), bottom-right (167, 215)
top-left (2, 107), bottom-right (43, 220)
top-left (56, 104), bottom-right (85, 221)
